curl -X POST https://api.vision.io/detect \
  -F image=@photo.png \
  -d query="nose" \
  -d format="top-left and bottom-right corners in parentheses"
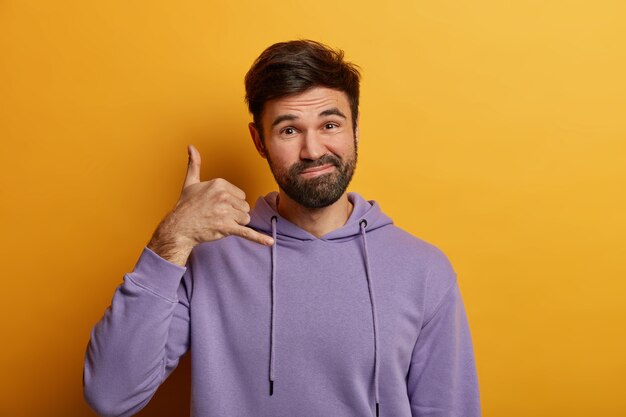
top-left (300, 130), bottom-right (327, 161)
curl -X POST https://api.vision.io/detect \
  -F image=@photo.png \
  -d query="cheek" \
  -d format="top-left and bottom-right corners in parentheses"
top-left (329, 136), bottom-right (356, 158)
top-left (266, 144), bottom-right (299, 168)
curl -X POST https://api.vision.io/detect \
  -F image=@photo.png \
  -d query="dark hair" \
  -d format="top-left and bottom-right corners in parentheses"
top-left (245, 39), bottom-right (361, 139)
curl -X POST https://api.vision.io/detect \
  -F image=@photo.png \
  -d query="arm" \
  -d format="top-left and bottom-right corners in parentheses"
top-left (407, 276), bottom-right (481, 416)
top-left (83, 246), bottom-right (192, 417)
top-left (83, 144), bottom-right (272, 416)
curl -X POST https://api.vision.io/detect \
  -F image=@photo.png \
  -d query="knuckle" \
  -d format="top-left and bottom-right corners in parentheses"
top-left (217, 190), bottom-right (230, 202)
top-left (250, 232), bottom-right (264, 244)
top-left (212, 177), bottom-right (227, 187)
top-left (214, 206), bottom-right (230, 217)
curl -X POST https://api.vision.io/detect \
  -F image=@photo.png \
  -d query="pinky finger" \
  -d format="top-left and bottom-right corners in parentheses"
top-left (229, 225), bottom-right (274, 246)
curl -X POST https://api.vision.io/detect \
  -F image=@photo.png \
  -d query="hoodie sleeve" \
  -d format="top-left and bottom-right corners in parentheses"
top-left (406, 253), bottom-right (481, 417)
top-left (83, 246), bottom-right (192, 417)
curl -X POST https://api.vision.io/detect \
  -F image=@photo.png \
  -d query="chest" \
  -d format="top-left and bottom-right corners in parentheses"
top-left (189, 240), bottom-right (424, 377)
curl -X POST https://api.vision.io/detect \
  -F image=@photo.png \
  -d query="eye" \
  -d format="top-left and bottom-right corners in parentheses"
top-left (324, 123), bottom-right (338, 130)
top-left (280, 127), bottom-right (297, 136)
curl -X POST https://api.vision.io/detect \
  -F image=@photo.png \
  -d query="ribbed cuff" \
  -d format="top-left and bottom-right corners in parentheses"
top-left (126, 246), bottom-right (188, 300)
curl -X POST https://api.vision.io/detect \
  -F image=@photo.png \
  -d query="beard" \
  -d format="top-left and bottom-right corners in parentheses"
top-left (267, 144), bottom-right (358, 209)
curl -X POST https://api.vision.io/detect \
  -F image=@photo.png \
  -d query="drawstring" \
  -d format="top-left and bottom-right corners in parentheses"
top-left (267, 216), bottom-right (380, 416)
top-left (360, 219), bottom-right (381, 417)
top-left (269, 215), bottom-right (278, 396)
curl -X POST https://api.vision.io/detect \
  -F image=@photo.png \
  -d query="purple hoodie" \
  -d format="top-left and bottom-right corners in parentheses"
top-left (84, 192), bottom-right (480, 417)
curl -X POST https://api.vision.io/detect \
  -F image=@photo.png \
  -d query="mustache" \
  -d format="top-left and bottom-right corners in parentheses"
top-left (290, 154), bottom-right (342, 175)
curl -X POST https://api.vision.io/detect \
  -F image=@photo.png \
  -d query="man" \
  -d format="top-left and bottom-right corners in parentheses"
top-left (83, 40), bottom-right (481, 417)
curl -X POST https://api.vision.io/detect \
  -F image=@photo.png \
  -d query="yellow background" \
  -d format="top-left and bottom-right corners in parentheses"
top-left (1, 1), bottom-right (625, 416)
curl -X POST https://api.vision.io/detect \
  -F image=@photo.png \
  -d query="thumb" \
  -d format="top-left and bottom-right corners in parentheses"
top-left (183, 144), bottom-right (201, 189)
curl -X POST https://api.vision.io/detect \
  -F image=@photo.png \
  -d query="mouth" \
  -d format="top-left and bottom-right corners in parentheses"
top-left (298, 164), bottom-right (336, 178)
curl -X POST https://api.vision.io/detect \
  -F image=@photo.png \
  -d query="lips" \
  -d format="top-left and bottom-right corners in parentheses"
top-left (299, 164), bottom-right (335, 175)
top-left (290, 155), bottom-right (342, 178)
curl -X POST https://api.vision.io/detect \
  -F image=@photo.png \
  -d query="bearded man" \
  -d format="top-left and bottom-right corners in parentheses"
top-left (84, 40), bottom-right (481, 417)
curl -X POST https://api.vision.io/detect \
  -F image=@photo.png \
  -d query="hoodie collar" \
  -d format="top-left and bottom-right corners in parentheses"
top-left (248, 191), bottom-right (393, 242)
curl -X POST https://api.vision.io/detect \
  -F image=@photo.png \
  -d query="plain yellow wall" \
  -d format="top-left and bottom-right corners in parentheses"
top-left (2, 1), bottom-right (625, 416)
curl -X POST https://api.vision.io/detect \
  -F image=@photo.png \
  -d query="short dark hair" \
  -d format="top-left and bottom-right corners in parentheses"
top-left (245, 39), bottom-right (361, 139)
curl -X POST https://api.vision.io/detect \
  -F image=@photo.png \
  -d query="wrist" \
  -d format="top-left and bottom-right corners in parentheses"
top-left (147, 217), bottom-right (195, 266)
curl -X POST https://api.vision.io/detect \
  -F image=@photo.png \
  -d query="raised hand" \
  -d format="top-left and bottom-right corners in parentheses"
top-left (147, 144), bottom-right (273, 266)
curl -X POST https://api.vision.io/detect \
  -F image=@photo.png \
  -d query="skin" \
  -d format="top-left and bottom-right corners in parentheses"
top-left (148, 86), bottom-right (358, 266)
top-left (248, 86), bottom-right (359, 237)
top-left (147, 146), bottom-right (274, 266)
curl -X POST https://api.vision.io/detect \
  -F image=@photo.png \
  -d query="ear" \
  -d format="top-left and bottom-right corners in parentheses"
top-left (354, 115), bottom-right (360, 145)
top-left (248, 122), bottom-right (267, 159)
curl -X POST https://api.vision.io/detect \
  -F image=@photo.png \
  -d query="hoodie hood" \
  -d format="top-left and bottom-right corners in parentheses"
top-left (249, 191), bottom-right (393, 242)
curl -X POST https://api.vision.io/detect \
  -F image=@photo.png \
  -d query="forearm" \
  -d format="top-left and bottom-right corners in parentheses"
top-left (83, 247), bottom-right (190, 417)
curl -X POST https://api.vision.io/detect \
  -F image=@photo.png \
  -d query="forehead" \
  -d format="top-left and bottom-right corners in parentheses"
top-left (262, 86), bottom-right (351, 124)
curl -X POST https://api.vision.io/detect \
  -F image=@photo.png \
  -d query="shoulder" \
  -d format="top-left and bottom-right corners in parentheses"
top-left (375, 225), bottom-right (456, 275)
top-left (374, 224), bottom-right (458, 315)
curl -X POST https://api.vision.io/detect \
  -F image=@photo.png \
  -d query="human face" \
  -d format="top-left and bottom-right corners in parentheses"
top-left (249, 86), bottom-right (359, 209)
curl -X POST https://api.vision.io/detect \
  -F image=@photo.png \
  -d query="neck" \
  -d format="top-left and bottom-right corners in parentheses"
top-left (276, 191), bottom-right (354, 238)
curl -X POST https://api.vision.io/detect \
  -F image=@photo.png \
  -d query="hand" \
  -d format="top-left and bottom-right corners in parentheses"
top-left (147, 144), bottom-right (273, 266)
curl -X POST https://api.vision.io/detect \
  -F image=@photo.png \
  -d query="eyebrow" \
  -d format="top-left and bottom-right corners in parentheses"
top-left (271, 107), bottom-right (347, 127)
top-left (319, 107), bottom-right (347, 119)
top-left (271, 114), bottom-right (298, 127)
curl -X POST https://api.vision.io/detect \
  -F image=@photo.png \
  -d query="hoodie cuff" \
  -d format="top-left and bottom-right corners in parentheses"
top-left (126, 246), bottom-right (188, 300)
